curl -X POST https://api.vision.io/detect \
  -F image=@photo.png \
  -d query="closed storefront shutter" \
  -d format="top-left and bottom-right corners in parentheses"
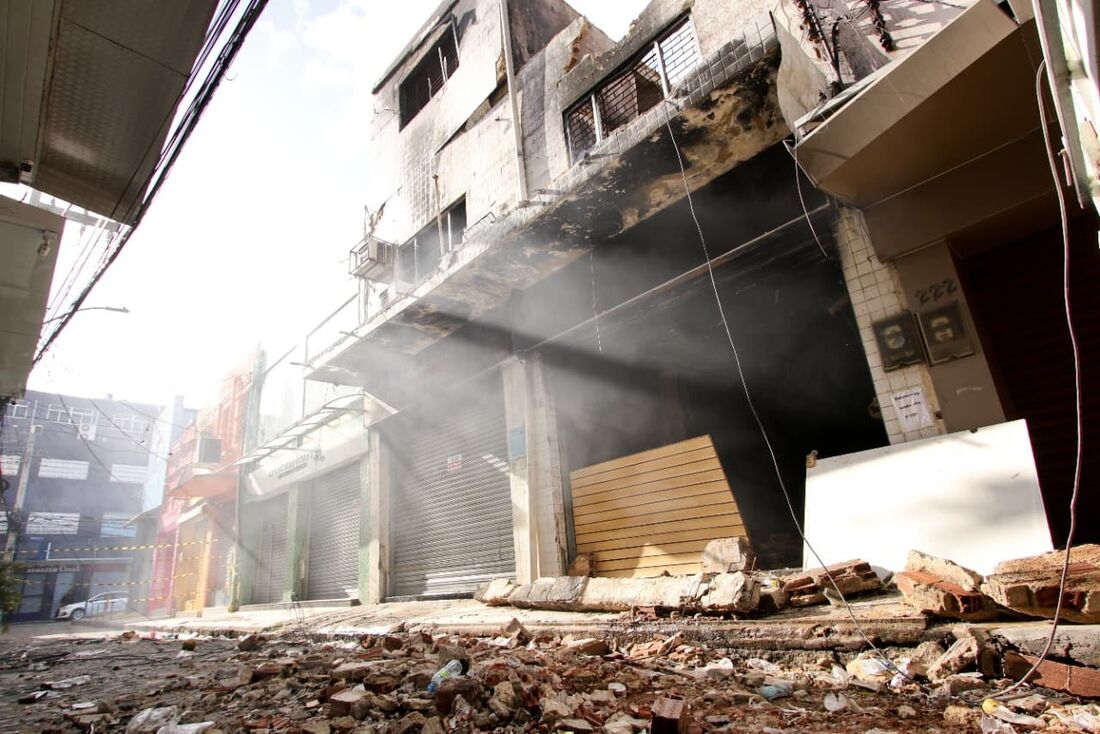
top-left (390, 375), bottom-right (515, 598)
top-left (249, 493), bottom-right (288, 605)
top-left (306, 462), bottom-right (362, 600)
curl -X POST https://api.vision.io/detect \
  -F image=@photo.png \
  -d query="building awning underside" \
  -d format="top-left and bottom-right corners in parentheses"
top-left (1, 0), bottom-right (221, 221)
top-left (793, 0), bottom-right (1057, 259)
top-left (234, 393), bottom-right (367, 467)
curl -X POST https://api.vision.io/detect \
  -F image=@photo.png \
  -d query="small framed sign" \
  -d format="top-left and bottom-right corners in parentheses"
top-left (918, 301), bottom-right (975, 364)
top-left (872, 312), bottom-right (924, 371)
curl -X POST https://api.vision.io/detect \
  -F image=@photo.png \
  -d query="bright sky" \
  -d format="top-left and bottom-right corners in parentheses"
top-left (29, 0), bottom-right (648, 409)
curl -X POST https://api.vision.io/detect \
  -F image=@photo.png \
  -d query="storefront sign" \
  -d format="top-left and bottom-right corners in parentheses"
top-left (248, 412), bottom-right (368, 497)
top-left (19, 564), bottom-right (80, 574)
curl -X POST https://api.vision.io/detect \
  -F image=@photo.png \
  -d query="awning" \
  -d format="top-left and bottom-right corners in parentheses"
top-left (167, 472), bottom-right (236, 500)
top-left (793, 1), bottom-right (1057, 259)
top-left (234, 393), bottom-right (367, 467)
top-left (0, 197), bottom-right (63, 398)
top-left (794, 0), bottom-right (1021, 205)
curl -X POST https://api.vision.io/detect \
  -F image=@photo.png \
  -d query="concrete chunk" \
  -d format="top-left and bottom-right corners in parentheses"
top-left (699, 572), bottom-right (760, 614)
top-left (982, 545), bottom-right (1100, 623)
top-left (702, 537), bottom-right (755, 574)
top-left (906, 550), bottom-right (984, 592)
top-left (475, 578), bottom-right (518, 606)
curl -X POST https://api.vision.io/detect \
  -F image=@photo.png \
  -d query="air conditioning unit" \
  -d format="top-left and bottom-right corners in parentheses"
top-left (78, 423), bottom-right (97, 441)
top-left (350, 235), bottom-right (396, 282)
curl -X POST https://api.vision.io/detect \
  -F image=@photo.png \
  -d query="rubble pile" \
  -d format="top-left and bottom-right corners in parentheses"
top-left (481, 544), bottom-right (1100, 632)
top-left (1, 617), bottom-right (1099, 734)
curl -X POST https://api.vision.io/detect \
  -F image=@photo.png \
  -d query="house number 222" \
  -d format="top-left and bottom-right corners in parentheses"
top-left (916, 278), bottom-right (957, 306)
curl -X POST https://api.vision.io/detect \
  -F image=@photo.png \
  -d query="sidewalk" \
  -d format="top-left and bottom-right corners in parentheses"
top-left (125, 592), bottom-right (940, 651)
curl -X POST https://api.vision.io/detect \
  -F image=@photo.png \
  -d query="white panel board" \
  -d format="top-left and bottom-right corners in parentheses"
top-left (804, 420), bottom-right (1052, 576)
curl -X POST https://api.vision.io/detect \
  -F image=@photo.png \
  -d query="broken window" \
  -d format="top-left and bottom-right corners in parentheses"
top-left (396, 199), bottom-right (467, 286)
top-left (399, 26), bottom-right (460, 129)
top-left (565, 17), bottom-right (701, 164)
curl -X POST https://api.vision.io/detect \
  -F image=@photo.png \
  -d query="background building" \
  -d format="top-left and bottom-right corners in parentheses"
top-left (0, 390), bottom-right (163, 622)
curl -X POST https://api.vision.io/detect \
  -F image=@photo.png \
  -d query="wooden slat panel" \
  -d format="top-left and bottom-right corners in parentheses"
top-left (574, 504), bottom-right (740, 537)
top-left (569, 435), bottom-right (746, 578)
top-left (597, 551), bottom-right (713, 572)
top-left (600, 562), bottom-right (704, 578)
top-left (575, 480), bottom-right (731, 514)
top-left (570, 436), bottom-right (712, 481)
top-left (590, 538), bottom-right (712, 563)
top-left (572, 469), bottom-right (728, 507)
top-left (571, 448), bottom-right (719, 491)
top-left (577, 521), bottom-right (745, 554)
top-left (572, 459), bottom-right (723, 499)
top-left (574, 490), bottom-right (734, 528)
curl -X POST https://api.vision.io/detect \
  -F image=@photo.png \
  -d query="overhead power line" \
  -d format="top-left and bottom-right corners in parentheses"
top-left (32, 0), bottom-right (271, 367)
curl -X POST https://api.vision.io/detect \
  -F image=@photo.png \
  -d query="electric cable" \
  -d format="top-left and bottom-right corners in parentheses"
top-left (988, 60), bottom-right (1083, 699)
top-left (662, 109), bottom-right (912, 679)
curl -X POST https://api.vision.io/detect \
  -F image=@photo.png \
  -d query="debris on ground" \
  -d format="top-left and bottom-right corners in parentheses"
top-left (2, 609), bottom-right (1099, 734)
top-left (3, 544), bottom-right (1100, 732)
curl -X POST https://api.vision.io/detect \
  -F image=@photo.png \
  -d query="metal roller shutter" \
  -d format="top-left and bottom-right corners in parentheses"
top-left (249, 494), bottom-right (288, 605)
top-left (306, 462), bottom-right (362, 600)
top-left (390, 377), bottom-right (515, 598)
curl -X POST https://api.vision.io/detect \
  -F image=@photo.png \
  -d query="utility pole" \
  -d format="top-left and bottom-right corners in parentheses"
top-left (229, 347), bottom-right (266, 612)
top-left (4, 424), bottom-right (41, 563)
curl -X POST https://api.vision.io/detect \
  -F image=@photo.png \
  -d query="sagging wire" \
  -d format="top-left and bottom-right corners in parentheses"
top-left (662, 109), bottom-right (913, 682)
top-left (786, 142), bottom-right (830, 259)
top-left (589, 252), bottom-right (604, 353)
top-left (989, 60), bottom-right (1083, 699)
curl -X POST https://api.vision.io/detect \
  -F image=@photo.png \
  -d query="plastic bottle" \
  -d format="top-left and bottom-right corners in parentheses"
top-left (427, 659), bottom-right (464, 694)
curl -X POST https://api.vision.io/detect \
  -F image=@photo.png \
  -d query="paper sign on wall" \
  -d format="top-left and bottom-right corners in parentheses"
top-left (891, 387), bottom-right (934, 433)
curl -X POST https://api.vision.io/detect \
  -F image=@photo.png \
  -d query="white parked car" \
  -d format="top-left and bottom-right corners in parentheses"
top-left (56, 591), bottom-right (129, 620)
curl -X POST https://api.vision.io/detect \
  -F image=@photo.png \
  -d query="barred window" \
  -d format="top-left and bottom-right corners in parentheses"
top-left (1, 455), bottom-right (19, 475)
top-left (101, 511), bottom-right (137, 538)
top-left (26, 512), bottom-right (80, 535)
top-left (38, 459), bottom-right (89, 480)
top-left (565, 17), bottom-right (701, 164)
top-left (110, 464), bottom-right (148, 484)
top-left (399, 27), bottom-right (460, 128)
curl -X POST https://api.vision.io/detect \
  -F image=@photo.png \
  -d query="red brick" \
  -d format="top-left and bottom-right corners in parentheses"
top-left (1003, 651), bottom-right (1100, 698)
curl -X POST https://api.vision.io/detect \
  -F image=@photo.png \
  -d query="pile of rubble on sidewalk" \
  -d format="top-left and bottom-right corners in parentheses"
top-left (2, 617), bottom-right (1099, 734)
top-left (480, 542), bottom-right (1100, 625)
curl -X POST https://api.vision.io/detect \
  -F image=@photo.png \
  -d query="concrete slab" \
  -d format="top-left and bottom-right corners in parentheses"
top-left (126, 592), bottom-right (941, 652)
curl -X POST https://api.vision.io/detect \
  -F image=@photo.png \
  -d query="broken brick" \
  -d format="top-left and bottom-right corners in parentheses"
top-left (650, 697), bottom-right (687, 734)
top-left (327, 689), bottom-right (368, 718)
top-left (982, 544), bottom-right (1100, 623)
top-left (1003, 651), bottom-right (1100, 698)
top-left (895, 569), bottom-right (1000, 621)
top-left (781, 560), bottom-right (882, 607)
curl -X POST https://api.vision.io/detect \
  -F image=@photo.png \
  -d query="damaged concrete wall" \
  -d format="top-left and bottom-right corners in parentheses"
top-left (532, 0), bottom-right (779, 192)
top-left (772, 0), bottom-right (977, 124)
top-left (367, 0), bottom-right (513, 248)
top-left (833, 207), bottom-right (946, 445)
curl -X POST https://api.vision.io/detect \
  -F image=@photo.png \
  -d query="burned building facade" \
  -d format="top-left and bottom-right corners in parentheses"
top-left (233, 0), bottom-right (1092, 608)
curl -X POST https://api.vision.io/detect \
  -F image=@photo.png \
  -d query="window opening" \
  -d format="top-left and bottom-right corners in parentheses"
top-left (38, 459), bottom-right (90, 480)
top-left (395, 199), bottom-right (467, 286)
top-left (399, 26), bottom-right (460, 128)
top-left (565, 17), bottom-right (701, 163)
